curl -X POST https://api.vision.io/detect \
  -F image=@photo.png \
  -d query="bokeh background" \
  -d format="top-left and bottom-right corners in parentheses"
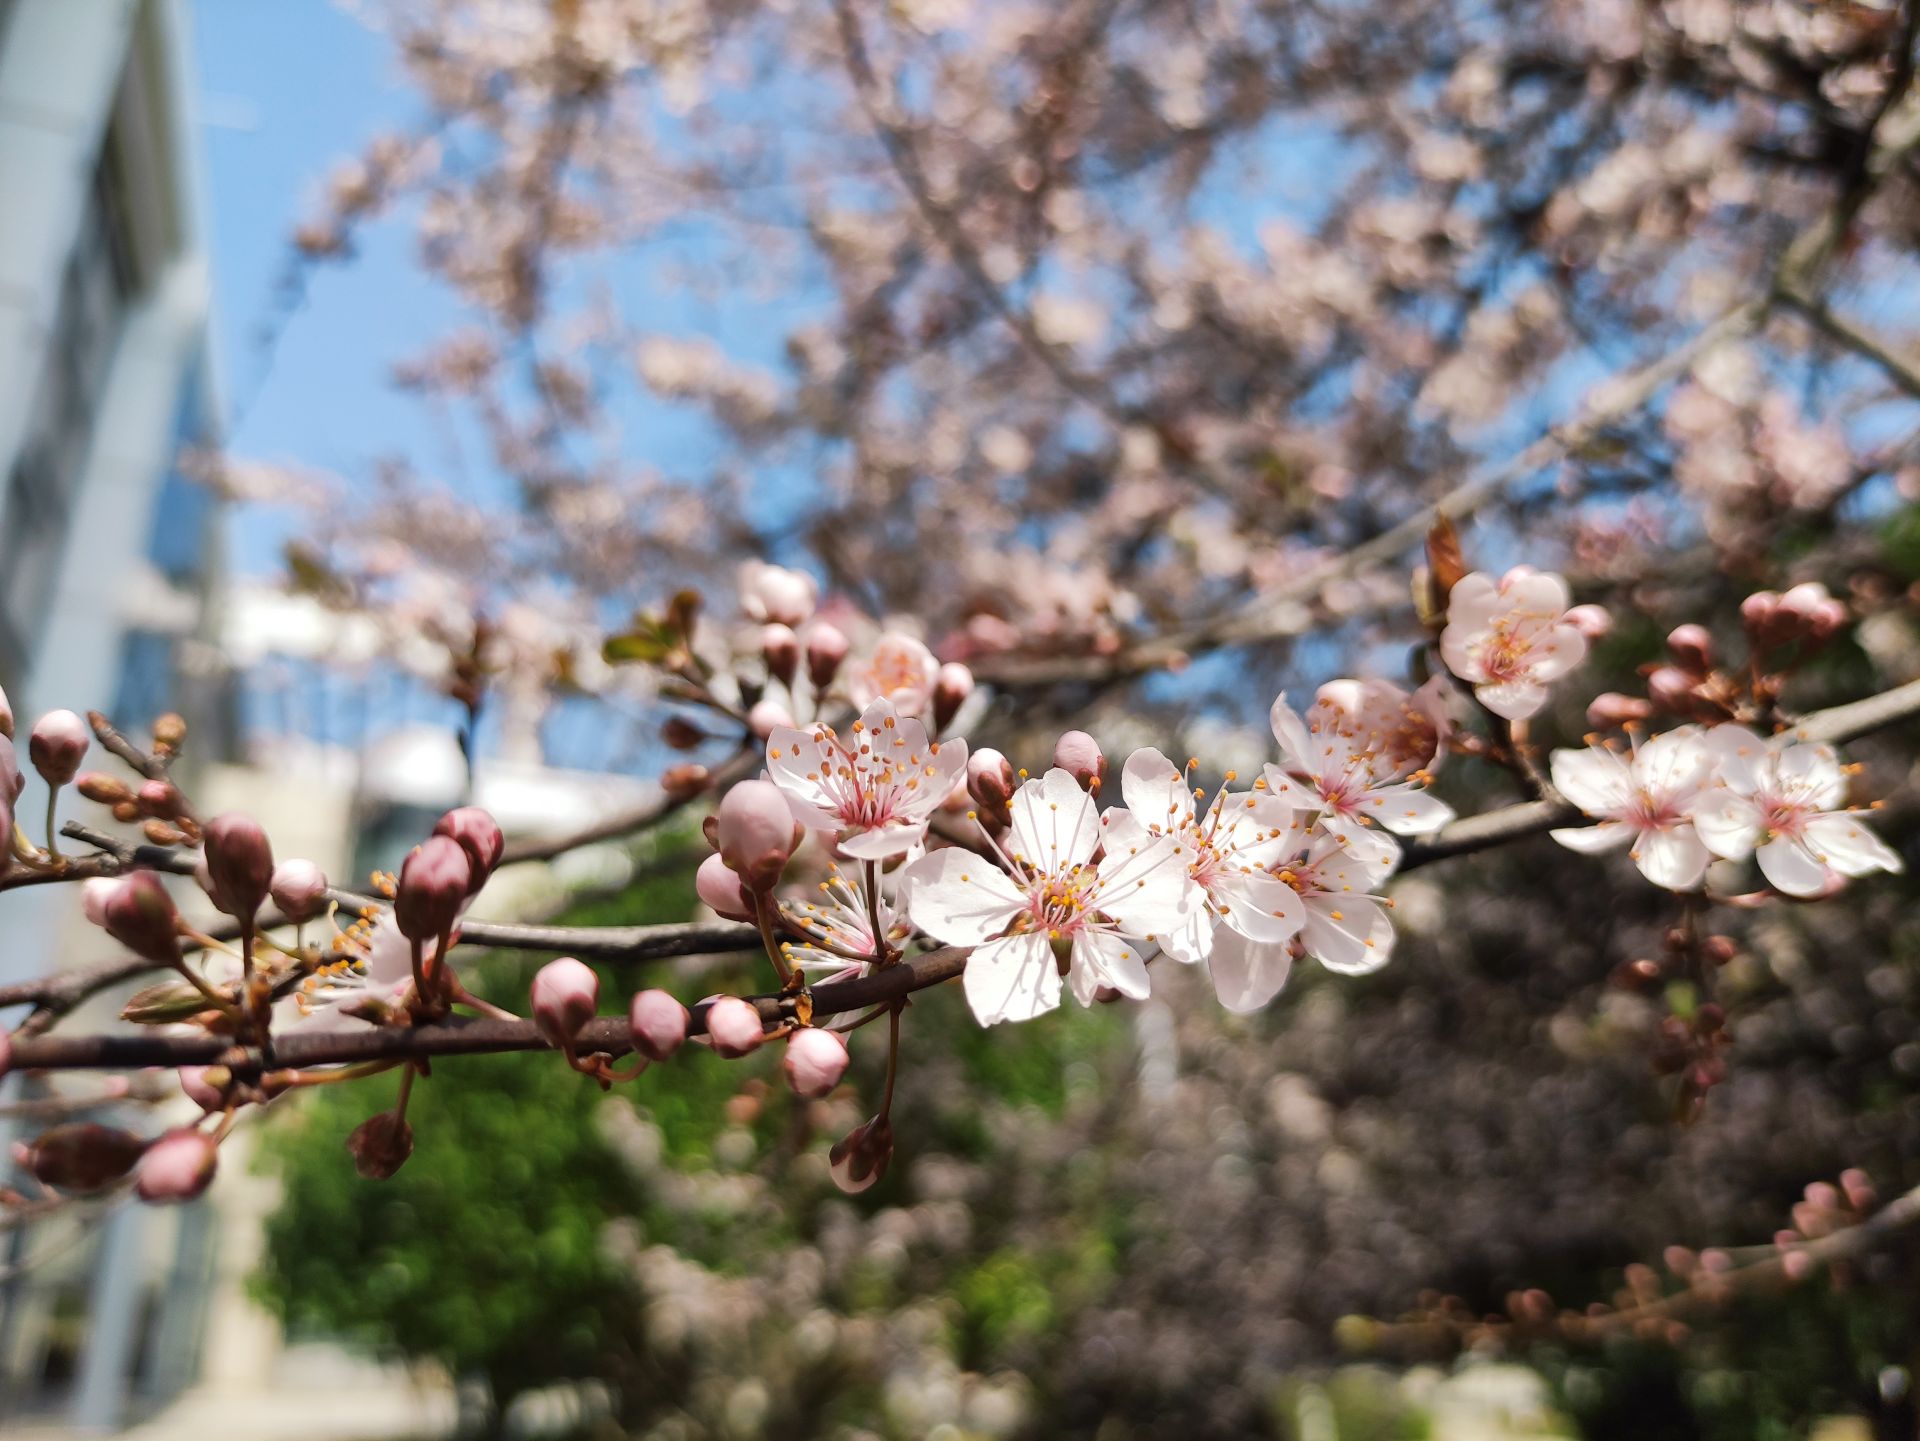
top-left (1, 1), bottom-right (1919, 1439)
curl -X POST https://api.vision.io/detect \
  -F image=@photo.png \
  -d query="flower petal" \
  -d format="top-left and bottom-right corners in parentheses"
top-left (1120, 746), bottom-right (1194, 834)
top-left (1549, 819), bottom-right (1634, 855)
top-left (764, 726), bottom-right (842, 830)
top-left (1550, 745), bottom-right (1633, 816)
top-left (837, 820), bottom-right (931, 861)
top-left (1689, 793), bottom-right (1763, 860)
top-left (1803, 812), bottom-right (1903, 879)
top-left (1095, 833), bottom-right (1200, 941)
top-left (903, 849), bottom-right (1025, 946)
top-left (1756, 835), bottom-right (1830, 897)
top-left (1362, 783), bottom-right (1455, 837)
top-left (962, 932), bottom-right (1061, 1026)
top-left (1218, 869), bottom-right (1306, 944)
top-left (1071, 928), bottom-right (1151, 1003)
top-left (1476, 680), bottom-right (1548, 720)
top-left (1302, 895), bottom-right (1394, 974)
top-left (1009, 767), bottom-right (1101, 872)
top-left (1206, 929), bottom-right (1294, 1013)
top-left (1268, 693), bottom-right (1316, 770)
top-left (1632, 825), bottom-right (1710, 891)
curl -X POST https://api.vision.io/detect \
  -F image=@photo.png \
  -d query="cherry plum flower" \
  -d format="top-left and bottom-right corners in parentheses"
top-left (766, 699), bottom-right (966, 860)
top-left (1548, 728), bottom-right (1717, 890)
top-left (1440, 568), bottom-right (1590, 720)
top-left (1113, 747), bottom-right (1305, 976)
top-left (1207, 830), bottom-right (1401, 1012)
top-left (1264, 688), bottom-right (1456, 873)
top-left (781, 860), bottom-right (917, 977)
top-left (738, 560), bottom-right (817, 627)
top-left (1691, 726), bottom-right (1904, 896)
top-left (846, 632), bottom-right (939, 716)
top-left (905, 768), bottom-right (1200, 1025)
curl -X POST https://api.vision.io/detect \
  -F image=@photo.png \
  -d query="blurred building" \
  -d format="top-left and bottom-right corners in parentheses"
top-left (0, 0), bottom-right (226, 1430)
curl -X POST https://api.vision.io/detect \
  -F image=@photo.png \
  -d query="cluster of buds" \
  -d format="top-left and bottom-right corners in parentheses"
top-left (1651, 1001), bottom-right (1731, 1122)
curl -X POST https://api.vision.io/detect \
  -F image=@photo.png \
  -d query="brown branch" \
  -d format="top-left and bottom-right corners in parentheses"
top-left (4, 948), bottom-right (970, 1073)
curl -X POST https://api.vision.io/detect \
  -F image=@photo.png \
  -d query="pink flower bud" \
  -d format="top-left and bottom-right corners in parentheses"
top-left (26, 1123), bottom-right (147, 1192)
top-left (1665, 624), bottom-right (1714, 675)
top-left (393, 836), bottom-right (471, 941)
top-left (828, 1114), bottom-right (894, 1194)
top-left (704, 995), bottom-right (765, 1057)
top-left (178, 1066), bottom-right (227, 1112)
top-left (783, 1027), bottom-right (850, 1097)
top-left (967, 748), bottom-right (1015, 808)
top-left (932, 661), bottom-right (974, 732)
top-left (1563, 604), bottom-right (1613, 640)
top-left (748, 698), bottom-right (794, 739)
top-left (28, 709), bottom-right (89, 787)
top-left (1053, 731), bottom-right (1106, 791)
top-left (346, 1111), bottom-right (413, 1180)
top-left (270, 859), bottom-right (329, 921)
top-left (1646, 665), bottom-right (1699, 714)
top-left (805, 622), bottom-right (850, 689)
top-left (740, 561), bottom-right (818, 627)
top-left (1778, 580), bottom-right (1834, 622)
top-left (201, 813), bottom-right (275, 926)
top-left (629, 988), bottom-right (690, 1061)
top-left (1781, 1248), bottom-right (1815, 1283)
top-left (80, 876), bottom-right (121, 927)
top-left (1740, 590), bottom-right (1780, 635)
top-left (1840, 1168), bottom-right (1876, 1213)
top-left (135, 1128), bottom-right (219, 1204)
top-left (531, 957), bottom-right (600, 1047)
top-left (102, 871), bottom-right (182, 963)
top-left (0, 683), bottom-right (12, 739)
top-left (695, 852), bottom-right (755, 920)
top-left (714, 779), bottom-right (795, 891)
top-left (1585, 692), bottom-right (1654, 729)
top-left (432, 806), bottom-right (504, 895)
top-left (761, 623), bottom-right (800, 687)
top-left (1807, 598), bottom-right (1848, 641)
top-left (0, 1029), bottom-right (10, 1082)
top-left (137, 779), bottom-right (185, 819)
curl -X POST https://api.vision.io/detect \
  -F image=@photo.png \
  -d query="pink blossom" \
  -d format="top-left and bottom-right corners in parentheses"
top-left (201, 814), bottom-right (275, 926)
top-left (1548, 728), bottom-right (1717, 890)
top-left (135, 1129), bottom-right (219, 1204)
top-left (739, 560), bottom-right (818, 626)
top-left (695, 852), bottom-right (755, 920)
top-left (846, 632), bottom-right (939, 716)
top-left (1264, 686), bottom-right (1455, 874)
top-left (804, 622), bottom-right (850, 688)
top-left (1439, 569), bottom-right (1589, 720)
top-left (905, 768), bottom-right (1200, 1025)
top-left (270, 859), bottom-right (330, 920)
top-left (782, 861), bottom-right (914, 976)
top-left (1114, 747), bottom-right (1304, 983)
top-left (394, 836), bottom-right (471, 940)
top-left (714, 778), bottom-right (797, 889)
top-left (530, 958), bottom-right (600, 1046)
top-left (766, 699), bottom-right (966, 861)
top-left (1692, 726), bottom-right (1904, 897)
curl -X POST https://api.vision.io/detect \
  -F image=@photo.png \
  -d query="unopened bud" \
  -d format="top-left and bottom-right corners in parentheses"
top-left (661, 715), bottom-right (706, 751)
top-left (1053, 731), bottom-right (1106, 791)
top-left (806, 622), bottom-right (850, 690)
top-left (178, 1066), bottom-right (228, 1112)
top-left (1646, 665), bottom-right (1699, 714)
top-left (629, 989), bottom-right (690, 1062)
top-left (112, 800), bottom-right (139, 822)
top-left (1740, 590), bottom-right (1781, 637)
top-left (77, 772), bottom-right (133, 805)
top-left (761, 624), bottom-right (800, 687)
top-left (828, 1114), bottom-right (894, 1194)
top-left (346, 1111), bottom-right (414, 1180)
top-left (1701, 934), bottom-right (1737, 965)
top-left (695, 852), bottom-right (755, 921)
top-left (151, 713), bottom-right (187, 751)
top-left (748, 699), bottom-right (793, 739)
top-left (393, 836), bottom-right (471, 941)
top-left (1586, 692), bottom-right (1654, 729)
top-left (1840, 1167), bottom-right (1876, 1213)
top-left (783, 1027), bottom-right (850, 1097)
top-left (0, 733), bottom-right (20, 801)
top-left (0, 684), bottom-right (11, 739)
top-left (26, 1123), bottom-right (147, 1192)
top-left (1563, 604), bottom-right (1613, 641)
top-left (1806, 598), bottom-right (1848, 641)
top-left (531, 958), bottom-right (600, 1047)
top-left (714, 780), bottom-right (795, 891)
top-left (102, 871), bottom-right (182, 963)
top-left (432, 806), bottom-right (503, 895)
top-left (704, 995), bottom-right (765, 1057)
top-left (137, 779), bottom-right (185, 819)
top-left (932, 661), bottom-right (974, 733)
top-left (143, 820), bottom-right (189, 847)
top-left (201, 813), bottom-right (275, 926)
top-left (270, 859), bottom-right (329, 921)
top-left (80, 876), bottom-right (121, 927)
top-left (28, 710), bottom-right (89, 787)
top-left (967, 748), bottom-right (1015, 809)
top-left (661, 762), bottom-right (710, 799)
top-left (1666, 624), bottom-right (1714, 675)
top-left (135, 1128), bottom-right (218, 1204)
